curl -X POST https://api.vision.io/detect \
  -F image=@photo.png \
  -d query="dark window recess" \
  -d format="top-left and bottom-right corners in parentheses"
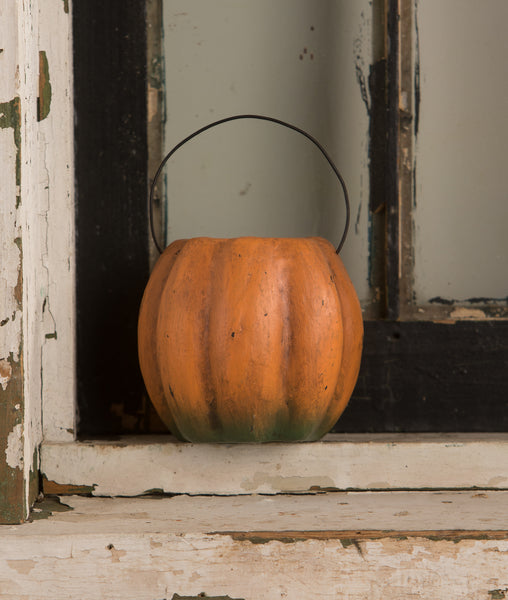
top-left (74, 3), bottom-right (508, 436)
top-left (333, 321), bottom-right (508, 433)
top-left (74, 0), bottom-right (152, 435)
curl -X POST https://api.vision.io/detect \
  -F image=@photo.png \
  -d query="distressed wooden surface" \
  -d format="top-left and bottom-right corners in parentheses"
top-left (3, 493), bottom-right (508, 599)
top-left (38, 0), bottom-right (76, 443)
top-left (42, 433), bottom-right (508, 496)
top-left (12, 491), bottom-right (508, 535)
top-left (0, 0), bottom-right (39, 524)
top-left (0, 0), bottom-right (74, 523)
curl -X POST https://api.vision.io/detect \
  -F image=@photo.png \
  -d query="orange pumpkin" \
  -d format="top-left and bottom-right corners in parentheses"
top-left (138, 235), bottom-right (363, 442)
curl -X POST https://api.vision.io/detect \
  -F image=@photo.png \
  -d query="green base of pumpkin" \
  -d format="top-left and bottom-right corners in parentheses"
top-left (172, 433), bottom-right (328, 443)
top-left (168, 417), bottom-right (331, 444)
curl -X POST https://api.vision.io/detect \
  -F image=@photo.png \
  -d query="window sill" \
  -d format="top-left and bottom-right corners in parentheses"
top-left (3, 491), bottom-right (508, 599)
top-left (41, 432), bottom-right (508, 497)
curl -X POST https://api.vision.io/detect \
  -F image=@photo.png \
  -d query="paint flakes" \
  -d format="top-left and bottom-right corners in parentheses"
top-left (489, 590), bottom-right (508, 600)
top-left (6, 559), bottom-right (36, 575)
top-left (449, 307), bottom-right (487, 320)
top-left (38, 51), bottom-right (52, 121)
top-left (0, 359), bottom-right (12, 390)
top-left (147, 84), bottom-right (159, 123)
top-left (107, 544), bottom-right (127, 563)
top-left (240, 471), bottom-right (336, 493)
top-left (5, 423), bottom-right (23, 470)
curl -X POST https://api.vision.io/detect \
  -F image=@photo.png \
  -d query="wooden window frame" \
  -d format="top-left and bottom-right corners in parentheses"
top-left (44, 0), bottom-right (508, 494)
top-left (2, 0), bottom-right (507, 524)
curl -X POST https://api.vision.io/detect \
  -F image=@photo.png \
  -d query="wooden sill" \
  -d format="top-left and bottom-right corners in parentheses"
top-left (41, 433), bottom-right (508, 496)
top-left (3, 492), bottom-right (508, 599)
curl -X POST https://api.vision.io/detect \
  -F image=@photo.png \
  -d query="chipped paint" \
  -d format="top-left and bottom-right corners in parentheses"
top-left (450, 307), bottom-right (487, 320)
top-left (0, 350), bottom-right (25, 523)
top-left (6, 559), bottom-right (36, 575)
top-left (5, 423), bottom-right (23, 470)
top-left (489, 590), bottom-right (508, 600)
top-left (0, 97), bottom-right (21, 194)
top-left (30, 496), bottom-right (73, 521)
top-left (1, 0), bottom-right (74, 524)
top-left (42, 475), bottom-right (97, 496)
top-left (0, 359), bottom-right (12, 390)
top-left (106, 544), bottom-right (127, 563)
top-left (0, 109), bottom-right (23, 365)
top-left (216, 529), bottom-right (508, 544)
top-left (172, 595), bottom-right (245, 600)
top-left (0, 95), bottom-right (26, 522)
top-left (147, 84), bottom-right (159, 123)
top-left (240, 472), bottom-right (336, 493)
top-left (37, 51), bottom-right (51, 121)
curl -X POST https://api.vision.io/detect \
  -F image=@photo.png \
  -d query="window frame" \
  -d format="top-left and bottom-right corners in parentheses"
top-left (2, 0), bottom-right (507, 524)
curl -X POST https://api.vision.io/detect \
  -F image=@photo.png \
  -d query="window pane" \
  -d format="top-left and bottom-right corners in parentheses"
top-left (162, 0), bottom-right (373, 303)
top-left (414, 0), bottom-right (508, 303)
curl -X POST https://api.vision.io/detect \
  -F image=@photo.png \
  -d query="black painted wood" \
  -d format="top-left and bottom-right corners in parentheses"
top-left (74, 1), bottom-right (149, 434)
top-left (334, 320), bottom-right (508, 433)
top-left (385, 0), bottom-right (400, 320)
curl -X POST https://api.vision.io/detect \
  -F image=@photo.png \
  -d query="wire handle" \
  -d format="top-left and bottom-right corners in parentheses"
top-left (150, 114), bottom-right (350, 255)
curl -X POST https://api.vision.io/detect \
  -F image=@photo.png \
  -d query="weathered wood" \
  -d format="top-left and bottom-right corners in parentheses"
top-left (0, 0), bottom-right (40, 524)
top-left (0, 0), bottom-right (26, 526)
top-left (23, 491), bottom-right (508, 534)
top-left (41, 433), bottom-right (508, 496)
top-left (3, 493), bottom-right (508, 599)
top-left (0, 0), bottom-right (74, 523)
top-left (38, 0), bottom-right (76, 443)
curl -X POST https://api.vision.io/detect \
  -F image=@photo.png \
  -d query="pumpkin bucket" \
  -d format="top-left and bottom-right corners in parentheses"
top-left (138, 115), bottom-right (363, 443)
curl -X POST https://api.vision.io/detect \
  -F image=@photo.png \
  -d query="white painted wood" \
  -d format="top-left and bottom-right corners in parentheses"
top-left (41, 433), bottom-right (508, 496)
top-left (0, 0), bottom-right (22, 365)
top-left (11, 491), bottom-right (508, 536)
top-left (2, 493), bottom-right (508, 599)
top-left (1, 0), bottom-right (42, 519)
top-left (19, 0), bottom-right (44, 513)
top-left (37, 0), bottom-right (76, 443)
top-left (1, 0), bottom-right (74, 520)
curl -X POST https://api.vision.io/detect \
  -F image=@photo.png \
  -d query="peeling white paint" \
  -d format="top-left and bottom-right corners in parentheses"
top-left (0, 127), bottom-right (22, 364)
top-left (41, 433), bottom-right (508, 496)
top-left (4, 494), bottom-right (508, 599)
top-left (6, 424), bottom-right (24, 470)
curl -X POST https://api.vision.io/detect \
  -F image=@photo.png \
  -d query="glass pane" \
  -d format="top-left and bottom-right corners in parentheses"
top-left (162, 0), bottom-right (373, 303)
top-left (414, 0), bottom-right (508, 303)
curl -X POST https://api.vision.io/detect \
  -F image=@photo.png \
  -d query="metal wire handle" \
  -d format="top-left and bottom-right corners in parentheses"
top-left (150, 114), bottom-right (350, 255)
